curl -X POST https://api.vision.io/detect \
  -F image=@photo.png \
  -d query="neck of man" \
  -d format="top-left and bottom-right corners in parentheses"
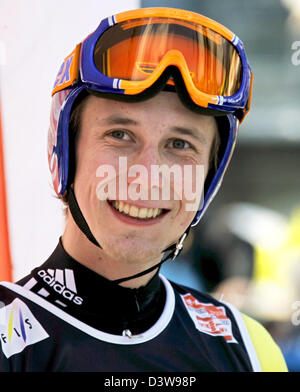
top-left (61, 210), bottom-right (161, 289)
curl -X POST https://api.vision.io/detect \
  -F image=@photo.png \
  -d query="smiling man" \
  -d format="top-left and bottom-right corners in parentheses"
top-left (0, 7), bottom-right (287, 372)
top-left (63, 92), bottom-right (217, 286)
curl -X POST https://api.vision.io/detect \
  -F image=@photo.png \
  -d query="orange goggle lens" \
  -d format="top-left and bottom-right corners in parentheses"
top-left (93, 17), bottom-right (242, 97)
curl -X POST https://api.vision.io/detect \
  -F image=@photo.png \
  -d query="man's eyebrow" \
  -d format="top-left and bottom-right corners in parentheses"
top-left (171, 126), bottom-right (208, 145)
top-left (98, 114), bottom-right (139, 127)
top-left (98, 115), bottom-right (208, 145)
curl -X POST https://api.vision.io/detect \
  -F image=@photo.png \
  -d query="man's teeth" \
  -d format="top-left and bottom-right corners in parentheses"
top-left (111, 201), bottom-right (163, 219)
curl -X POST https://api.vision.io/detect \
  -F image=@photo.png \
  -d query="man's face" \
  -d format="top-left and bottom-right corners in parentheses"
top-left (73, 91), bottom-right (217, 266)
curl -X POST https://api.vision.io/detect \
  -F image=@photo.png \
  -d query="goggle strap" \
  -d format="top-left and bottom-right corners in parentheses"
top-left (52, 44), bottom-right (81, 96)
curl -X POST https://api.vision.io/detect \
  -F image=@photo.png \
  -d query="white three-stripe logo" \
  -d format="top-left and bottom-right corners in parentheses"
top-left (23, 268), bottom-right (83, 307)
top-left (46, 269), bottom-right (77, 293)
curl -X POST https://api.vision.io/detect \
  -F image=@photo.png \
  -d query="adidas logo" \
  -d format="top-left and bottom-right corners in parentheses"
top-left (37, 269), bottom-right (83, 306)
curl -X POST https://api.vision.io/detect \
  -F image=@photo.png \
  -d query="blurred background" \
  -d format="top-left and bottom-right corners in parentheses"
top-left (1, 0), bottom-right (300, 370)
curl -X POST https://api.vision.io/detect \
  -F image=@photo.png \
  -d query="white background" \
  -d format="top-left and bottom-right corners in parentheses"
top-left (0, 0), bottom-right (138, 280)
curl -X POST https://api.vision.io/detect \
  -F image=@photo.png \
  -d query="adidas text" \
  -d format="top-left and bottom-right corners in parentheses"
top-left (37, 270), bottom-right (83, 305)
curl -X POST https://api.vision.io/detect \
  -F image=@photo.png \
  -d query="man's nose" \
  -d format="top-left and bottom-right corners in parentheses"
top-left (132, 145), bottom-right (162, 170)
top-left (127, 145), bottom-right (163, 190)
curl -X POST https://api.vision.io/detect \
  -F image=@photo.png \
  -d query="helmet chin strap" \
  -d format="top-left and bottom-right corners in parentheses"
top-left (68, 186), bottom-right (100, 248)
top-left (67, 186), bottom-right (190, 285)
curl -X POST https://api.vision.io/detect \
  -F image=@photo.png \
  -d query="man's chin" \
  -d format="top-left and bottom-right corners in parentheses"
top-left (101, 239), bottom-right (163, 266)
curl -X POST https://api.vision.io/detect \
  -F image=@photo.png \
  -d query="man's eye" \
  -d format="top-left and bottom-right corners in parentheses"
top-left (110, 130), bottom-right (130, 140)
top-left (169, 139), bottom-right (191, 150)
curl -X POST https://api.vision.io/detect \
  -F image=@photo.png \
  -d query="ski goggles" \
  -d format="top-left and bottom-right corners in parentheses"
top-left (52, 8), bottom-right (253, 122)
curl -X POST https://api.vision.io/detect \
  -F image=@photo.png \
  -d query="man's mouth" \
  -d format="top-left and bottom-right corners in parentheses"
top-left (109, 200), bottom-right (168, 220)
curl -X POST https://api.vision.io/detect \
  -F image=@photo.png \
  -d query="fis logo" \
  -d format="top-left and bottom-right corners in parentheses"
top-left (36, 268), bottom-right (83, 307)
top-left (0, 298), bottom-right (49, 358)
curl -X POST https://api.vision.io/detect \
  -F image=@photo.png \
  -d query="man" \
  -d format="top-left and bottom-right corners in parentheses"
top-left (0, 7), bottom-right (287, 372)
